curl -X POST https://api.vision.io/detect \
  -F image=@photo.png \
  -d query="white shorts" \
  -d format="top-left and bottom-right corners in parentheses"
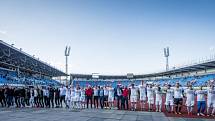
top-left (75, 96), bottom-right (81, 102)
top-left (207, 101), bottom-right (215, 108)
top-left (165, 100), bottom-right (174, 106)
top-left (156, 100), bottom-right (162, 105)
top-left (71, 96), bottom-right (76, 102)
top-left (108, 96), bottom-right (114, 102)
top-left (80, 96), bottom-right (85, 102)
top-left (130, 96), bottom-right (137, 103)
top-left (140, 96), bottom-right (147, 101)
top-left (148, 98), bottom-right (154, 104)
top-left (65, 96), bottom-right (71, 101)
top-left (186, 100), bottom-right (195, 107)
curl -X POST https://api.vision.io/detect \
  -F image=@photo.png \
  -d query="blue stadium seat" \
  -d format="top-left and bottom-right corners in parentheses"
top-left (0, 68), bottom-right (61, 86)
top-left (73, 74), bottom-right (215, 87)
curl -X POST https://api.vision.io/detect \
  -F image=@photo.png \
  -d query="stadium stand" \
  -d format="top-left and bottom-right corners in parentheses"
top-left (0, 40), bottom-right (66, 86)
top-left (72, 74), bottom-right (215, 88)
top-left (71, 59), bottom-right (215, 87)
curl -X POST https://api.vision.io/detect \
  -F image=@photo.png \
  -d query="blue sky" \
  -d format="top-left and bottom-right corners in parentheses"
top-left (0, 0), bottom-right (215, 75)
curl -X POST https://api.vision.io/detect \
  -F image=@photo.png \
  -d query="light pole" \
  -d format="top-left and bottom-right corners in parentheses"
top-left (65, 46), bottom-right (71, 85)
top-left (164, 47), bottom-right (170, 71)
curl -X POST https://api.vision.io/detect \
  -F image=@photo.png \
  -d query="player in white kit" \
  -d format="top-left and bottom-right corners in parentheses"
top-left (59, 85), bottom-right (66, 108)
top-left (173, 82), bottom-right (184, 115)
top-left (139, 84), bottom-right (147, 111)
top-left (207, 85), bottom-right (215, 116)
top-left (130, 83), bottom-right (138, 111)
top-left (70, 86), bottom-right (76, 109)
top-left (80, 87), bottom-right (86, 109)
top-left (108, 86), bottom-right (115, 109)
top-left (155, 86), bottom-right (163, 112)
top-left (29, 88), bottom-right (35, 107)
top-left (103, 86), bottom-right (109, 109)
top-left (34, 87), bottom-right (38, 107)
top-left (65, 86), bottom-right (71, 108)
top-left (147, 84), bottom-right (155, 111)
top-left (75, 86), bottom-right (81, 109)
top-left (196, 86), bottom-right (207, 116)
top-left (185, 85), bottom-right (195, 115)
top-left (165, 84), bottom-right (174, 113)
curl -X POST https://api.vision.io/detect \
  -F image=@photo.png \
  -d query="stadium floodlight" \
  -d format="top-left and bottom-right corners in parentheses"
top-left (65, 46), bottom-right (71, 85)
top-left (164, 47), bottom-right (170, 71)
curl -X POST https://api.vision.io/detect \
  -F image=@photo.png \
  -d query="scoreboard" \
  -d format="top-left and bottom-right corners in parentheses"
top-left (127, 73), bottom-right (134, 79)
top-left (92, 73), bottom-right (99, 79)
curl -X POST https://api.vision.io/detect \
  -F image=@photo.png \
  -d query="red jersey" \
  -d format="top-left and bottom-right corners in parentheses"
top-left (123, 88), bottom-right (129, 97)
top-left (85, 88), bottom-right (93, 96)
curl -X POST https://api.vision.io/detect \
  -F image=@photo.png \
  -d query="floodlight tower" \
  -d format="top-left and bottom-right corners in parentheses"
top-left (65, 46), bottom-right (71, 85)
top-left (164, 47), bottom-right (170, 71)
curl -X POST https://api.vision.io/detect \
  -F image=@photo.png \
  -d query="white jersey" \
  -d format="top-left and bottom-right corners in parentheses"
top-left (104, 88), bottom-right (109, 96)
top-left (60, 87), bottom-right (67, 96)
top-left (165, 88), bottom-right (174, 105)
top-left (43, 89), bottom-right (47, 96)
top-left (166, 89), bottom-right (174, 101)
top-left (139, 86), bottom-right (146, 98)
top-left (207, 88), bottom-right (215, 102)
top-left (185, 89), bottom-right (195, 102)
top-left (44, 89), bottom-right (49, 97)
top-left (80, 89), bottom-right (86, 102)
top-left (70, 89), bottom-right (75, 97)
top-left (30, 89), bottom-right (34, 98)
top-left (147, 87), bottom-right (154, 99)
top-left (130, 87), bottom-right (138, 97)
top-left (130, 87), bottom-right (138, 103)
top-left (93, 88), bottom-right (99, 96)
top-left (196, 90), bottom-right (206, 101)
top-left (81, 89), bottom-right (85, 97)
top-left (108, 88), bottom-right (114, 97)
top-left (65, 88), bottom-right (71, 97)
top-left (70, 89), bottom-right (76, 101)
top-left (185, 89), bottom-right (195, 106)
top-left (173, 87), bottom-right (183, 99)
top-left (155, 90), bottom-right (163, 101)
top-left (34, 89), bottom-right (38, 97)
top-left (75, 89), bottom-right (81, 97)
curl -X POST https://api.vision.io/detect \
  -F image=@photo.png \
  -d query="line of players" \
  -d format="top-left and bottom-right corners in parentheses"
top-left (65, 82), bottom-right (215, 117)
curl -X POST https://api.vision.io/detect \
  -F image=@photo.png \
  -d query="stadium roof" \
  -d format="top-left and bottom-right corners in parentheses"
top-left (71, 59), bottom-right (215, 79)
top-left (0, 40), bottom-right (67, 77)
top-left (134, 59), bottom-right (215, 78)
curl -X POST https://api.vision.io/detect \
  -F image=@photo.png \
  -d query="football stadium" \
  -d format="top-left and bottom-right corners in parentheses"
top-left (0, 0), bottom-right (215, 121)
